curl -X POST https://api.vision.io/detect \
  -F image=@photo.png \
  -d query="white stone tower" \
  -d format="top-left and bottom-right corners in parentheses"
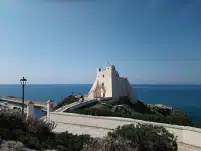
top-left (88, 65), bottom-right (137, 104)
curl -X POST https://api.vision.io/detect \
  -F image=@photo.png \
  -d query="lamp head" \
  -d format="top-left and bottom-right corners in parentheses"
top-left (20, 77), bottom-right (27, 85)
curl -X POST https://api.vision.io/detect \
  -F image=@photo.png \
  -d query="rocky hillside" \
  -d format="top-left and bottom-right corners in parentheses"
top-left (0, 140), bottom-right (57, 151)
top-left (67, 98), bottom-right (201, 128)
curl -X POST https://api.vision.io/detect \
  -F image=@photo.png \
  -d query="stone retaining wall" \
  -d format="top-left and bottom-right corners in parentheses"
top-left (49, 112), bottom-right (201, 148)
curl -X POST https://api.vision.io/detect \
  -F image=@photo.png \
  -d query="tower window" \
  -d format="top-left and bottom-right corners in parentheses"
top-left (102, 74), bottom-right (104, 78)
top-left (102, 83), bottom-right (104, 86)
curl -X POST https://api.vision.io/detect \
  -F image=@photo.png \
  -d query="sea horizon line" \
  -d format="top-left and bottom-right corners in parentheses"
top-left (0, 84), bottom-right (200, 86)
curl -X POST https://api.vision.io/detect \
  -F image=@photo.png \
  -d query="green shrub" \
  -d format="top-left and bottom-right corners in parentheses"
top-left (82, 137), bottom-right (135, 151)
top-left (26, 116), bottom-right (57, 140)
top-left (76, 107), bottom-right (201, 128)
top-left (108, 124), bottom-right (178, 151)
top-left (0, 128), bottom-right (11, 140)
top-left (55, 132), bottom-right (90, 151)
top-left (18, 135), bottom-right (41, 150)
top-left (0, 111), bottom-right (26, 131)
top-left (77, 107), bottom-right (114, 117)
top-left (0, 110), bottom-right (91, 151)
top-left (0, 110), bottom-right (56, 136)
top-left (0, 136), bottom-right (1, 141)
top-left (10, 129), bottom-right (25, 140)
top-left (82, 124), bottom-right (178, 151)
top-left (191, 123), bottom-right (201, 129)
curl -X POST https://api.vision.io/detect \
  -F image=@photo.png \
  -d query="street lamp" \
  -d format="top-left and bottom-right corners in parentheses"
top-left (20, 77), bottom-right (27, 117)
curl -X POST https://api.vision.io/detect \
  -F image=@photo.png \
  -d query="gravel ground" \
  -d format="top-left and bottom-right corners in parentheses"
top-left (0, 140), bottom-right (57, 151)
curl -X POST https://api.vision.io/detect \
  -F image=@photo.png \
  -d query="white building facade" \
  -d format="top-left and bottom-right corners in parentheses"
top-left (88, 65), bottom-right (137, 104)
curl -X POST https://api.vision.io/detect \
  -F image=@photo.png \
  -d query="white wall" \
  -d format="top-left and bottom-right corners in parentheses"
top-left (88, 67), bottom-right (112, 98)
top-left (88, 65), bottom-right (136, 103)
top-left (49, 112), bottom-right (201, 148)
top-left (26, 102), bottom-right (34, 118)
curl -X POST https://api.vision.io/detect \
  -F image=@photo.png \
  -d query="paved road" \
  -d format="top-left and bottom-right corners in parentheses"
top-left (178, 143), bottom-right (201, 151)
top-left (55, 97), bottom-right (96, 113)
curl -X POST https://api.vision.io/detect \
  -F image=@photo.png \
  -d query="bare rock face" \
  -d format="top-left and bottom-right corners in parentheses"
top-left (0, 140), bottom-right (58, 151)
top-left (0, 140), bottom-right (35, 151)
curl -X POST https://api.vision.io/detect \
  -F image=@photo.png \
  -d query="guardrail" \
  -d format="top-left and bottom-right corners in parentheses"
top-left (0, 97), bottom-right (46, 107)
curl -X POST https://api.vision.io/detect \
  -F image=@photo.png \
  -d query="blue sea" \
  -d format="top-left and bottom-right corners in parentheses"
top-left (0, 84), bottom-right (200, 123)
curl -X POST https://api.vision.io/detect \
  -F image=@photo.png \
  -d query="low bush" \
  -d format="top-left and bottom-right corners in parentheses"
top-left (82, 124), bottom-right (178, 151)
top-left (76, 107), bottom-right (201, 128)
top-left (0, 110), bottom-right (56, 137)
top-left (18, 135), bottom-right (41, 150)
top-left (0, 110), bottom-right (90, 151)
top-left (55, 132), bottom-right (90, 151)
top-left (82, 137), bottom-right (135, 151)
top-left (77, 107), bottom-right (114, 117)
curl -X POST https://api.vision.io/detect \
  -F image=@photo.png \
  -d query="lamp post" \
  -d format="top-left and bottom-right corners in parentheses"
top-left (20, 77), bottom-right (27, 117)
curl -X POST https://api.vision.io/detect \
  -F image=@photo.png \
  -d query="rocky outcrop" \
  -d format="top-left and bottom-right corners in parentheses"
top-left (0, 140), bottom-right (35, 151)
top-left (111, 105), bottom-right (135, 115)
top-left (0, 140), bottom-right (57, 151)
top-left (146, 104), bottom-right (172, 116)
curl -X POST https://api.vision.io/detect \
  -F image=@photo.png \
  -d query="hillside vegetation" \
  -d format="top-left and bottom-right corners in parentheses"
top-left (0, 110), bottom-right (178, 151)
top-left (82, 123), bottom-right (177, 151)
top-left (62, 96), bottom-right (201, 128)
top-left (0, 110), bottom-right (90, 151)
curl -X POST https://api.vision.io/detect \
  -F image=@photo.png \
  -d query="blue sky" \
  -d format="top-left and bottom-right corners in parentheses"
top-left (0, 0), bottom-right (201, 84)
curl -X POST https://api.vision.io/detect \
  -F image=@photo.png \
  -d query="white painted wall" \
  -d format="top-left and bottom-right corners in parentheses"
top-left (88, 65), bottom-right (136, 104)
top-left (49, 112), bottom-right (201, 148)
top-left (26, 101), bottom-right (34, 118)
top-left (47, 100), bottom-right (54, 120)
